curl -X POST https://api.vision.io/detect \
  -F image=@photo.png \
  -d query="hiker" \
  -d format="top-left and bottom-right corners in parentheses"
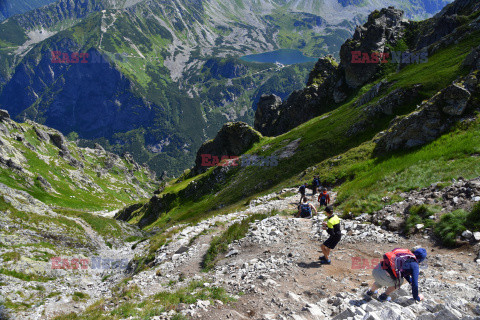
top-left (319, 206), bottom-right (341, 265)
top-left (366, 248), bottom-right (427, 302)
top-left (296, 197), bottom-right (317, 218)
top-left (312, 176), bottom-right (320, 195)
top-left (299, 183), bottom-right (307, 203)
top-left (318, 188), bottom-right (330, 207)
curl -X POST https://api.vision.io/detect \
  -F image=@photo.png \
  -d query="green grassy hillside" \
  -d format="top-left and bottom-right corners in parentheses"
top-left (0, 117), bottom-right (157, 211)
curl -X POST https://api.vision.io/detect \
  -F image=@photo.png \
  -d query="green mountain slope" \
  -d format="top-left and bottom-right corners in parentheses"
top-left (116, 1), bottom-right (480, 261)
top-left (0, 110), bottom-right (158, 210)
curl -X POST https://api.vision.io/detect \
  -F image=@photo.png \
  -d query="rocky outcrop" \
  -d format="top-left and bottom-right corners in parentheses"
top-left (415, 14), bottom-right (460, 50)
top-left (254, 57), bottom-right (343, 136)
top-left (375, 73), bottom-right (479, 152)
top-left (115, 203), bottom-right (145, 222)
top-left (408, 0), bottom-right (480, 52)
top-left (254, 94), bottom-right (282, 136)
top-left (340, 7), bottom-right (407, 89)
top-left (463, 45), bottom-right (480, 70)
top-left (0, 109), bottom-right (9, 121)
top-left (192, 122), bottom-right (261, 174)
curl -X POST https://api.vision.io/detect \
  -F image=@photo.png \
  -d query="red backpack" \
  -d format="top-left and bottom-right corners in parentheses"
top-left (383, 248), bottom-right (417, 287)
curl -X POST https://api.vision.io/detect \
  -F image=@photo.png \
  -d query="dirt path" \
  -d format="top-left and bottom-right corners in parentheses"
top-left (194, 216), bottom-right (478, 320)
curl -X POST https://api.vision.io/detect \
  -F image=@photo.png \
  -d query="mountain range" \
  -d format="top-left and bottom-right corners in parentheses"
top-left (0, 0), bottom-right (453, 176)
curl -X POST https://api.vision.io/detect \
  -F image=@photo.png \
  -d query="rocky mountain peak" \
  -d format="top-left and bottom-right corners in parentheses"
top-left (340, 7), bottom-right (408, 89)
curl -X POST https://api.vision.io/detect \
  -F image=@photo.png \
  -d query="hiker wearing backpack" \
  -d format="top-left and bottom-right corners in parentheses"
top-left (312, 176), bottom-right (320, 195)
top-left (296, 197), bottom-right (317, 218)
top-left (319, 206), bottom-right (341, 265)
top-left (366, 248), bottom-right (427, 302)
top-left (298, 183), bottom-right (307, 203)
top-left (318, 188), bottom-right (330, 207)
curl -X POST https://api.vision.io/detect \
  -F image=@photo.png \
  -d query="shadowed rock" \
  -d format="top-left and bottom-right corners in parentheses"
top-left (192, 122), bottom-right (261, 175)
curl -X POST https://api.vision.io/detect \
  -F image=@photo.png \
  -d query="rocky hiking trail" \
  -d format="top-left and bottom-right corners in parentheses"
top-left (7, 186), bottom-right (480, 319)
top-left (125, 187), bottom-right (480, 320)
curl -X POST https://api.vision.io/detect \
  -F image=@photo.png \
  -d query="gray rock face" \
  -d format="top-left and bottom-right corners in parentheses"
top-left (254, 57), bottom-right (343, 136)
top-left (462, 45), bottom-right (480, 71)
top-left (192, 122), bottom-right (261, 174)
top-left (415, 14), bottom-right (460, 51)
top-left (0, 109), bottom-right (10, 121)
top-left (254, 94), bottom-right (282, 136)
top-left (340, 7), bottom-right (407, 89)
top-left (375, 73), bottom-right (479, 153)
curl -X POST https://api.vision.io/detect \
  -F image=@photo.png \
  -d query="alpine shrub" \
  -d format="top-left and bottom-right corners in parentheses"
top-left (434, 209), bottom-right (468, 247)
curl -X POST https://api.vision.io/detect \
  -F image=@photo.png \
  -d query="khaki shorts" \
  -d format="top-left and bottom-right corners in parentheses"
top-left (372, 263), bottom-right (404, 288)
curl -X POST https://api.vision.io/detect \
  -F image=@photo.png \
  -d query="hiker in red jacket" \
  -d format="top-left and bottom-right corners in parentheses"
top-left (318, 188), bottom-right (330, 207)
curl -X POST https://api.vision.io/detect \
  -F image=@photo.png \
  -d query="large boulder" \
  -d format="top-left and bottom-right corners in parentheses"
top-left (192, 122), bottom-right (261, 174)
top-left (462, 45), bottom-right (480, 71)
top-left (0, 109), bottom-right (10, 121)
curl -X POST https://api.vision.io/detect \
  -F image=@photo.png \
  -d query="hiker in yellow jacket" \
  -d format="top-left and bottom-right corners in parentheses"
top-left (319, 206), bottom-right (342, 265)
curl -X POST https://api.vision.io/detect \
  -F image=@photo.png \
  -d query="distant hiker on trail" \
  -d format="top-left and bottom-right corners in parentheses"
top-left (366, 248), bottom-right (427, 302)
top-left (318, 188), bottom-right (330, 207)
top-left (296, 197), bottom-right (317, 218)
top-left (299, 183), bottom-right (307, 203)
top-left (312, 176), bottom-right (320, 195)
top-left (319, 206), bottom-right (341, 265)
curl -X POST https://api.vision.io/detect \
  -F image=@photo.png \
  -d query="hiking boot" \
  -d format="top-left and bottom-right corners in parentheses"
top-left (365, 289), bottom-right (377, 297)
top-left (320, 259), bottom-right (331, 265)
top-left (319, 256), bottom-right (327, 261)
top-left (378, 293), bottom-right (391, 302)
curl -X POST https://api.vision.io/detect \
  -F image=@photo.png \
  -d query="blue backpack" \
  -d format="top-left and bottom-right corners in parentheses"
top-left (300, 203), bottom-right (312, 218)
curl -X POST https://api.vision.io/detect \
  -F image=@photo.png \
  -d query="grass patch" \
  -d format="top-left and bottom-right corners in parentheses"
top-left (125, 235), bottom-right (142, 243)
top-left (434, 209), bottom-right (468, 247)
top-left (433, 203), bottom-right (480, 246)
top-left (404, 205), bottom-right (439, 235)
top-left (72, 292), bottom-right (90, 301)
top-left (53, 281), bottom-right (232, 320)
top-left (202, 213), bottom-right (272, 271)
top-left (0, 268), bottom-right (55, 282)
top-left (1, 251), bottom-right (21, 262)
top-left (466, 202), bottom-right (480, 230)
top-left (319, 116), bottom-right (480, 214)
top-left (47, 291), bottom-right (62, 298)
